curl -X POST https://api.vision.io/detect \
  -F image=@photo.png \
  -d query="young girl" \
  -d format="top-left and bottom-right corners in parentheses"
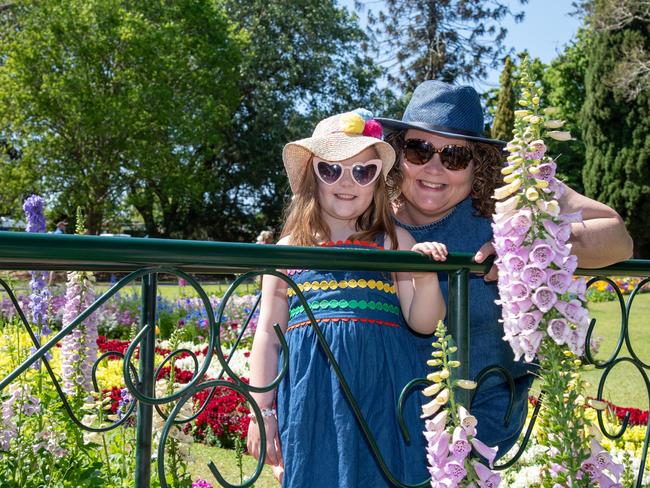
top-left (246, 110), bottom-right (447, 487)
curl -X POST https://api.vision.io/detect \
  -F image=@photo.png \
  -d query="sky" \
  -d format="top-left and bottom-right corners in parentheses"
top-left (340, 0), bottom-right (583, 94)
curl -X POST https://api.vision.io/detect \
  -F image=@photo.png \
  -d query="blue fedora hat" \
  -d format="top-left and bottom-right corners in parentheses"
top-left (377, 80), bottom-right (505, 146)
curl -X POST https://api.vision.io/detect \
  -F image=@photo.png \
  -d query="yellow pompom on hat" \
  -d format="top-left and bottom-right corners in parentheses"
top-left (282, 109), bottom-right (396, 193)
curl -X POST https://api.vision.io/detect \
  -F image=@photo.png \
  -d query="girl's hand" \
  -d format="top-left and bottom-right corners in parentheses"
top-left (246, 414), bottom-right (284, 470)
top-left (412, 241), bottom-right (448, 261)
top-left (272, 464), bottom-right (285, 484)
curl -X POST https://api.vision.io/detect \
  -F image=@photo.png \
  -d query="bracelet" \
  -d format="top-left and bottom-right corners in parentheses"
top-left (247, 407), bottom-right (277, 422)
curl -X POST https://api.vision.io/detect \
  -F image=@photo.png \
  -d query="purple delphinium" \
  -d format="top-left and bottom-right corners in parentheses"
top-left (60, 271), bottom-right (98, 398)
top-left (116, 387), bottom-right (132, 420)
top-left (23, 195), bottom-right (46, 233)
top-left (23, 195), bottom-right (51, 368)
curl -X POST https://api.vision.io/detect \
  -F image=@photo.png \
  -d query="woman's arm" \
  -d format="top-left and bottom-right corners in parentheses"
top-left (390, 228), bottom-right (447, 334)
top-left (558, 183), bottom-right (633, 267)
top-left (475, 183), bottom-right (634, 279)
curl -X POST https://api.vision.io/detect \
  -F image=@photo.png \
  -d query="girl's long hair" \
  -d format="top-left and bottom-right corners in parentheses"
top-left (281, 154), bottom-right (398, 249)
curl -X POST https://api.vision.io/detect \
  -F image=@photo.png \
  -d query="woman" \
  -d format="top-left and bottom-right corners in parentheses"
top-left (377, 80), bottom-right (633, 456)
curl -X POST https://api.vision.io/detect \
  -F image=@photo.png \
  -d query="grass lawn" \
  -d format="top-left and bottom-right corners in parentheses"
top-left (527, 293), bottom-right (650, 409)
top-left (188, 443), bottom-right (277, 487)
top-left (582, 292), bottom-right (650, 409)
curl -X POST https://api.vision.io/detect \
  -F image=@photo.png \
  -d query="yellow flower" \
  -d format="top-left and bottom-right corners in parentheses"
top-left (493, 179), bottom-right (522, 200)
top-left (427, 371), bottom-right (442, 383)
top-left (455, 379), bottom-right (477, 389)
top-left (547, 130), bottom-right (573, 141)
top-left (422, 383), bottom-right (443, 397)
top-left (525, 187), bottom-right (539, 201)
top-left (535, 179), bottom-right (549, 189)
top-left (340, 112), bottom-right (365, 135)
top-left (503, 172), bottom-right (519, 184)
top-left (545, 119), bottom-right (565, 129)
top-left (544, 107), bottom-right (560, 116)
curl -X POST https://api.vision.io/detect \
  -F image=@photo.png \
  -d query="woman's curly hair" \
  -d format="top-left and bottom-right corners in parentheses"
top-left (384, 131), bottom-right (505, 218)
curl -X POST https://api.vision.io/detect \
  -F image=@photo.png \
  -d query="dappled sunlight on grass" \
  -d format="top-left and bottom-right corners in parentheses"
top-left (188, 443), bottom-right (277, 487)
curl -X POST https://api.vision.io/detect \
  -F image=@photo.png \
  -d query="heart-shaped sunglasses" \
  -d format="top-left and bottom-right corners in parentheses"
top-left (402, 138), bottom-right (473, 170)
top-left (313, 159), bottom-right (383, 187)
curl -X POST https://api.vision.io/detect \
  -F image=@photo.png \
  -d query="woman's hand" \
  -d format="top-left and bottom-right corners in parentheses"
top-left (473, 241), bottom-right (498, 281)
top-left (246, 414), bottom-right (284, 471)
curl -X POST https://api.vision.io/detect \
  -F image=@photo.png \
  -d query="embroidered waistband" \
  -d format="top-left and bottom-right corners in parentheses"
top-left (286, 279), bottom-right (396, 297)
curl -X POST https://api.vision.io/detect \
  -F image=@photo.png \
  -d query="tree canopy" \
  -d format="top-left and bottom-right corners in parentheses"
top-left (360, 0), bottom-right (527, 93)
top-left (581, 2), bottom-right (650, 257)
top-left (0, 0), bottom-right (389, 239)
top-left (0, 0), bottom-right (247, 234)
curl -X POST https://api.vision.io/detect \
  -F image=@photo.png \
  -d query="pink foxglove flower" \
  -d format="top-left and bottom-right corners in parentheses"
top-left (61, 271), bottom-right (98, 399)
top-left (472, 460), bottom-right (501, 487)
top-left (422, 322), bottom-right (502, 486)
top-left (492, 57), bottom-right (623, 485)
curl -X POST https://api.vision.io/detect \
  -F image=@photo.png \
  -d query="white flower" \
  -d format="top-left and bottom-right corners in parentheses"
top-left (547, 130), bottom-right (573, 141)
top-left (544, 119), bottom-right (564, 129)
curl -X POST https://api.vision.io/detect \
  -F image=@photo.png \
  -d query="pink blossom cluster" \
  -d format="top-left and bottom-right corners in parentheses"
top-left (577, 439), bottom-right (624, 486)
top-left (60, 271), bottom-right (98, 398)
top-left (423, 406), bottom-right (500, 487)
top-left (0, 383), bottom-right (41, 451)
top-left (492, 143), bottom-right (591, 362)
top-left (544, 440), bottom-right (623, 487)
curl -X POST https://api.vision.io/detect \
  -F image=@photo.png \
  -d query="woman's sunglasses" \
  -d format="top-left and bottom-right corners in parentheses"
top-left (313, 159), bottom-right (383, 187)
top-left (402, 138), bottom-right (473, 170)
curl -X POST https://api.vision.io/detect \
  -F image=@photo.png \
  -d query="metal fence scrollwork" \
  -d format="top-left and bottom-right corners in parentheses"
top-left (0, 231), bottom-right (647, 487)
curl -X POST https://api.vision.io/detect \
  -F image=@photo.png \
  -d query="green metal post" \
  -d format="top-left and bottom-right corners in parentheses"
top-left (448, 268), bottom-right (470, 408)
top-left (135, 274), bottom-right (157, 487)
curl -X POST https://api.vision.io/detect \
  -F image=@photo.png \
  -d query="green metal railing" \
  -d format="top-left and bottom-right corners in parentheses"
top-left (0, 231), bottom-right (647, 487)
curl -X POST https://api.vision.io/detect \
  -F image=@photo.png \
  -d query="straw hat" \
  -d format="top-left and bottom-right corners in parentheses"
top-left (282, 109), bottom-right (396, 192)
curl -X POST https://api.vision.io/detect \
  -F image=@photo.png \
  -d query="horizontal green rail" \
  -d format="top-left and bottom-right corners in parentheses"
top-left (0, 231), bottom-right (647, 275)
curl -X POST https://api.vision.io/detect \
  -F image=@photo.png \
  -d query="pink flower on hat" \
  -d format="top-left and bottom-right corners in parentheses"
top-left (362, 119), bottom-right (383, 139)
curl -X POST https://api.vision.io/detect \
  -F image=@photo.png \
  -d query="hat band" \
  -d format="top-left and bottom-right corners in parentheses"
top-left (404, 121), bottom-right (484, 138)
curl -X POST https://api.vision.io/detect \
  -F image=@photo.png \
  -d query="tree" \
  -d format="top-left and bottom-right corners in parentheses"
top-left (581, 2), bottom-right (650, 257)
top-left (491, 56), bottom-right (515, 141)
top-left (358, 0), bottom-right (527, 93)
top-left (0, 0), bottom-right (247, 234)
top-left (190, 0), bottom-right (391, 242)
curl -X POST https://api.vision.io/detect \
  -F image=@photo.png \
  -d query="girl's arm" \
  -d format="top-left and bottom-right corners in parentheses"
top-left (389, 228), bottom-right (447, 334)
top-left (246, 238), bottom-right (290, 467)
